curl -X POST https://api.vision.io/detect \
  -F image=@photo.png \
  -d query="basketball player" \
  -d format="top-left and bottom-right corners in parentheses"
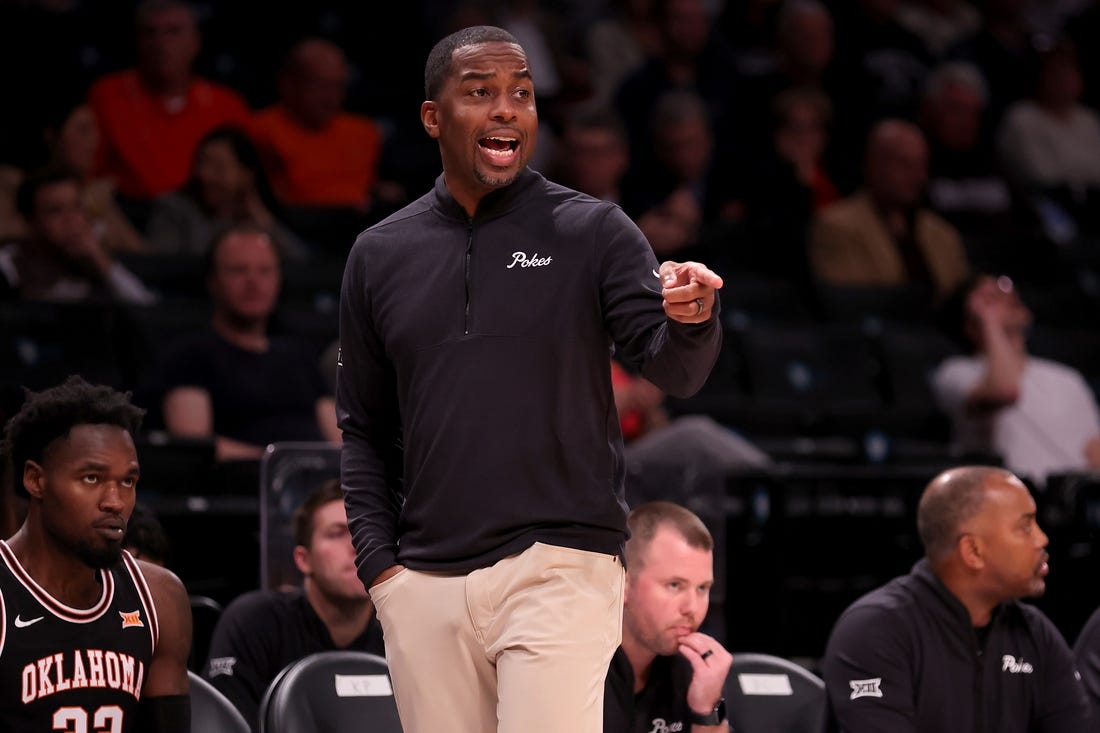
top-left (0, 375), bottom-right (192, 732)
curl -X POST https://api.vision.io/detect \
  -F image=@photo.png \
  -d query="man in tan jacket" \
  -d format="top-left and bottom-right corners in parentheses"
top-left (810, 118), bottom-right (969, 301)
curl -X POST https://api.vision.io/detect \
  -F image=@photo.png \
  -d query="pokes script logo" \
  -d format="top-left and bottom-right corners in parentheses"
top-left (119, 610), bottom-right (144, 629)
top-left (507, 251), bottom-right (552, 269)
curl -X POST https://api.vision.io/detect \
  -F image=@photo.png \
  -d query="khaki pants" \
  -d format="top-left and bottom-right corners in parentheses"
top-left (369, 542), bottom-right (625, 733)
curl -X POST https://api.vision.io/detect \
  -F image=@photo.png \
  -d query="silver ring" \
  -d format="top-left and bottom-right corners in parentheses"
top-left (700, 649), bottom-right (714, 660)
top-left (694, 298), bottom-right (705, 316)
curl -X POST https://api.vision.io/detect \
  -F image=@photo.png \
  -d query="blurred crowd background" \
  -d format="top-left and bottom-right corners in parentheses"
top-left (2, 0), bottom-right (1100, 667)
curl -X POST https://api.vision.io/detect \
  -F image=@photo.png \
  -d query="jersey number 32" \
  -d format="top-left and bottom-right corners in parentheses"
top-left (53, 705), bottom-right (123, 733)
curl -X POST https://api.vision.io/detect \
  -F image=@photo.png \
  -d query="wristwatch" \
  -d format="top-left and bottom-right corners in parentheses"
top-left (689, 697), bottom-right (727, 726)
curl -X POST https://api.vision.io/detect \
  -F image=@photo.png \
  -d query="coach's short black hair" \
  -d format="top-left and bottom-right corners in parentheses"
top-left (1, 376), bottom-right (145, 492)
top-left (424, 25), bottom-right (521, 100)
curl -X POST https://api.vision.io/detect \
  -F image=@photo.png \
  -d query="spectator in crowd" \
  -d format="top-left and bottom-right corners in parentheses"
top-left (809, 118), bottom-right (970, 302)
top-left (772, 0), bottom-right (837, 93)
top-left (823, 465), bottom-right (1094, 732)
top-left (1, 95), bottom-right (148, 260)
top-left (947, 0), bottom-right (1043, 137)
top-left (738, 85), bottom-right (840, 282)
top-left (736, 0), bottom-right (839, 157)
top-left (550, 106), bottom-right (632, 205)
top-left (204, 479), bottom-right (384, 731)
top-left (0, 163), bottom-right (26, 245)
top-left (553, 108), bottom-right (769, 483)
top-left (918, 60), bottom-right (1033, 241)
top-left (583, 0), bottom-right (660, 113)
top-left (613, 358), bottom-right (771, 491)
top-left (156, 222), bottom-right (340, 462)
top-left (0, 375), bottom-right (193, 731)
top-left (1074, 601), bottom-right (1100, 719)
top-left (768, 87), bottom-right (842, 214)
top-left (932, 273), bottom-right (1100, 485)
top-left (1022, 0), bottom-right (1090, 41)
top-left (146, 125), bottom-right (308, 258)
top-left (830, 0), bottom-right (932, 130)
top-left (897, 0), bottom-right (982, 60)
top-left (87, 0), bottom-right (251, 206)
top-left (553, 103), bottom-right (740, 286)
top-left (496, 0), bottom-right (592, 158)
top-left (250, 37), bottom-right (387, 250)
top-left (623, 89), bottom-right (739, 261)
top-left (624, 89), bottom-right (713, 258)
top-left (614, 0), bottom-right (741, 175)
top-left (41, 97), bottom-right (147, 255)
top-left (996, 39), bottom-right (1100, 238)
top-left (0, 165), bottom-right (157, 304)
top-left (715, 0), bottom-right (782, 78)
top-left (604, 500), bottom-right (732, 732)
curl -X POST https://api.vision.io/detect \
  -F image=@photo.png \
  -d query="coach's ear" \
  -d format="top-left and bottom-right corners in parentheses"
top-left (422, 100), bottom-right (441, 139)
top-left (293, 544), bottom-right (312, 576)
top-left (957, 533), bottom-right (984, 571)
top-left (23, 461), bottom-right (45, 499)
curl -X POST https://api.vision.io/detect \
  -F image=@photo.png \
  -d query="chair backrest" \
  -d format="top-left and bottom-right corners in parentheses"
top-left (259, 651), bottom-right (402, 733)
top-left (725, 652), bottom-right (826, 733)
top-left (735, 322), bottom-right (884, 438)
top-left (258, 442), bottom-right (341, 590)
top-left (189, 595), bottom-right (224, 673)
top-left (189, 670), bottom-right (250, 733)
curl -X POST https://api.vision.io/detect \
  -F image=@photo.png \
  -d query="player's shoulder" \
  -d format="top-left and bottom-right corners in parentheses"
top-left (128, 556), bottom-right (189, 607)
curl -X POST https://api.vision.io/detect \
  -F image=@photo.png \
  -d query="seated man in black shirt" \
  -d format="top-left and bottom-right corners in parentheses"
top-left (1075, 603), bottom-right (1100, 719)
top-left (823, 465), bottom-right (1093, 732)
top-left (156, 222), bottom-right (340, 462)
top-left (604, 501), bottom-right (732, 732)
top-left (203, 480), bottom-right (384, 730)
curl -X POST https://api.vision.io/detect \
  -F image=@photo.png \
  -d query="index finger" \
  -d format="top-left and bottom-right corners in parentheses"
top-left (658, 261), bottom-right (725, 290)
top-left (685, 264), bottom-right (724, 290)
top-left (678, 632), bottom-right (717, 657)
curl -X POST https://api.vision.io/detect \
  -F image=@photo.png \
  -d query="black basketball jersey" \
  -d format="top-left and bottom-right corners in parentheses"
top-left (0, 540), bottom-right (159, 733)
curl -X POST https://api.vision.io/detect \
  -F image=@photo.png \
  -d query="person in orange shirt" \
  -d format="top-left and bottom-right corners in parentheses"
top-left (250, 37), bottom-right (388, 248)
top-left (87, 0), bottom-right (251, 204)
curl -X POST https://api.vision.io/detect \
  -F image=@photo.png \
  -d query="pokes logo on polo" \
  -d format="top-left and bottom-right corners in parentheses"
top-left (119, 610), bottom-right (144, 629)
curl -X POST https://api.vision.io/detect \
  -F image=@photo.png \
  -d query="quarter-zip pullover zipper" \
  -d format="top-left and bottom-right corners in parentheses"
top-left (464, 220), bottom-right (474, 335)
